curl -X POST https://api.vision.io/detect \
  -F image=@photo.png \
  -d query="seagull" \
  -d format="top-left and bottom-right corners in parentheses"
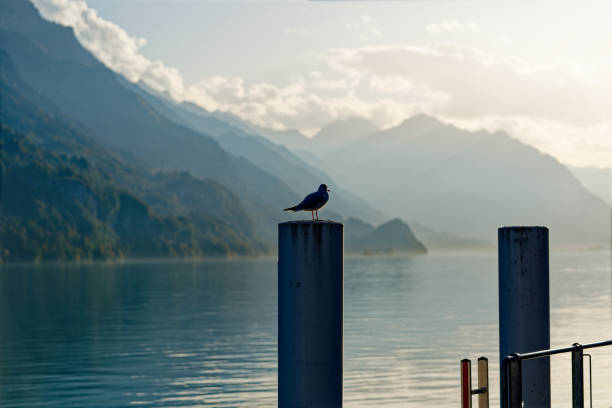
top-left (284, 184), bottom-right (330, 221)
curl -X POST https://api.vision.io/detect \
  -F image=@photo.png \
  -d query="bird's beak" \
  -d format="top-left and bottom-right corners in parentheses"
top-left (327, 188), bottom-right (331, 192)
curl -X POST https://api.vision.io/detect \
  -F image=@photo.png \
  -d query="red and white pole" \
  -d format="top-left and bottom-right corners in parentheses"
top-left (461, 359), bottom-right (472, 408)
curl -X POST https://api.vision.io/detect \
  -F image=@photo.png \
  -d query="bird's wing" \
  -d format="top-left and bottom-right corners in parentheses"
top-left (296, 192), bottom-right (324, 210)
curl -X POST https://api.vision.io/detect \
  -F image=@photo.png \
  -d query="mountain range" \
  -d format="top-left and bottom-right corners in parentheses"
top-left (0, 1), bottom-right (296, 242)
top-left (272, 115), bottom-right (611, 248)
top-left (0, 40), bottom-right (264, 260)
top-left (127, 81), bottom-right (385, 225)
top-left (345, 218), bottom-right (427, 255)
top-left (3, 0), bottom-right (606, 262)
top-left (568, 166), bottom-right (612, 206)
top-left (0, 0), bottom-right (422, 262)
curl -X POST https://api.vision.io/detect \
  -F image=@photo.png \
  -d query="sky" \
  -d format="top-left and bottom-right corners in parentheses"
top-left (31, 0), bottom-right (612, 168)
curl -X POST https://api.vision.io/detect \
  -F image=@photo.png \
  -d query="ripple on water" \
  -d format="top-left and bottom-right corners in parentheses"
top-left (1, 253), bottom-right (611, 407)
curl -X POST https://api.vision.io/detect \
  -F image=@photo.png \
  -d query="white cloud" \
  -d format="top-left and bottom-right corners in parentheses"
top-left (31, 0), bottom-right (185, 98)
top-left (369, 75), bottom-right (413, 93)
top-left (31, 0), bottom-right (612, 167)
top-left (328, 44), bottom-right (612, 126)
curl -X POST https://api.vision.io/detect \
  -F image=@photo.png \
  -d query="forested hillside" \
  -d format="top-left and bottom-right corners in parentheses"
top-left (0, 128), bottom-right (264, 262)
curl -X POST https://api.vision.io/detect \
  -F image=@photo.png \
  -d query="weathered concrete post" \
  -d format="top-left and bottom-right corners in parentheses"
top-left (278, 221), bottom-right (343, 408)
top-left (499, 226), bottom-right (551, 408)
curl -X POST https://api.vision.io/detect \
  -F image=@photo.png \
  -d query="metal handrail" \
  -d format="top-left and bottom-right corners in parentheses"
top-left (583, 354), bottom-right (592, 408)
top-left (501, 339), bottom-right (612, 408)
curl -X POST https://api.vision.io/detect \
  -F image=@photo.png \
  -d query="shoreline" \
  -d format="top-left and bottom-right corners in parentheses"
top-left (1, 247), bottom-right (609, 268)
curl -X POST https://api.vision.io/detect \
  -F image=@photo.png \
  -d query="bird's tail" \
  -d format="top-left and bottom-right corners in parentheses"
top-left (284, 206), bottom-right (297, 211)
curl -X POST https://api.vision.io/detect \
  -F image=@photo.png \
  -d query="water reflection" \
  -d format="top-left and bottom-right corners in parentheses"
top-left (0, 253), bottom-right (611, 407)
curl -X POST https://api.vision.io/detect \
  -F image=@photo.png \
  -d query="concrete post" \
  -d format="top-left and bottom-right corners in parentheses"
top-left (278, 221), bottom-right (343, 408)
top-left (499, 226), bottom-right (550, 408)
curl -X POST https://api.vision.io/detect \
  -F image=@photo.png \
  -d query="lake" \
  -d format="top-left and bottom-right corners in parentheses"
top-left (1, 252), bottom-right (611, 407)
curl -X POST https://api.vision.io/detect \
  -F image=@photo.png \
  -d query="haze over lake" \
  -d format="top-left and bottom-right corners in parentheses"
top-left (2, 253), bottom-right (611, 407)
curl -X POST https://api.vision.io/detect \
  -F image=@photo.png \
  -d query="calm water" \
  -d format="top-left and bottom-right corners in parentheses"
top-left (1, 252), bottom-right (611, 407)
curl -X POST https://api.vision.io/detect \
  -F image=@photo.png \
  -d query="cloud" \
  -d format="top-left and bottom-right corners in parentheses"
top-left (31, 0), bottom-right (612, 167)
top-left (31, 0), bottom-right (185, 98)
top-left (328, 44), bottom-right (612, 126)
top-left (345, 15), bottom-right (382, 42)
top-left (325, 44), bottom-right (612, 166)
top-left (426, 20), bottom-right (480, 34)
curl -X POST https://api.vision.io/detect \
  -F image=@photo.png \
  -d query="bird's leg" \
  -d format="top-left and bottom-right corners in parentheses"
top-left (311, 211), bottom-right (314, 221)
top-left (316, 210), bottom-right (319, 221)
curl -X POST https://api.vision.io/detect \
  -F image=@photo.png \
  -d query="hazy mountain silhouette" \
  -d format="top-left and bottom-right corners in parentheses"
top-left (249, 126), bottom-right (313, 153)
top-left (128, 81), bottom-right (385, 223)
top-left (344, 218), bottom-right (427, 255)
top-left (568, 166), bottom-right (612, 206)
top-left (408, 221), bottom-right (494, 252)
top-left (311, 117), bottom-right (379, 154)
top-left (304, 115), bottom-right (609, 247)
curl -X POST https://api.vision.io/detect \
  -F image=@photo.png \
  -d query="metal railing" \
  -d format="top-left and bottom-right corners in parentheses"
top-left (501, 339), bottom-right (612, 408)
